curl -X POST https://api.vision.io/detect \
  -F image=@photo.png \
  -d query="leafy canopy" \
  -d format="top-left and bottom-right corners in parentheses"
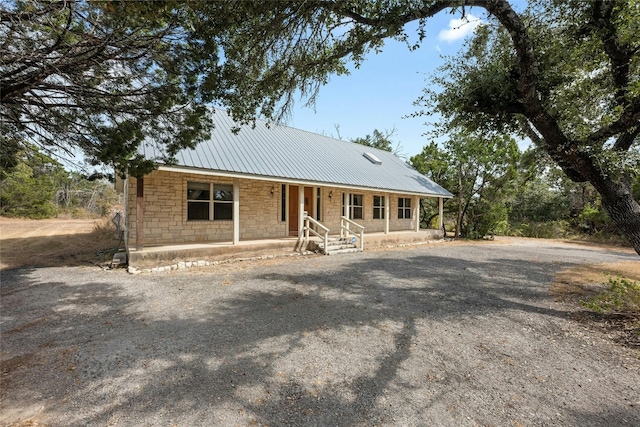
top-left (2, 0), bottom-right (639, 252)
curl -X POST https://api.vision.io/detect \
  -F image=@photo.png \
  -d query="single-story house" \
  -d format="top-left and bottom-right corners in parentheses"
top-left (120, 110), bottom-right (452, 268)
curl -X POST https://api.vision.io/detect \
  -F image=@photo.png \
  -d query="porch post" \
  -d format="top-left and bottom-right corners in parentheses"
top-left (344, 192), bottom-right (350, 237)
top-left (135, 177), bottom-right (144, 251)
top-left (384, 194), bottom-right (390, 234)
top-left (414, 196), bottom-right (420, 232)
top-left (438, 197), bottom-right (444, 231)
top-left (233, 178), bottom-right (240, 244)
top-left (298, 185), bottom-right (304, 237)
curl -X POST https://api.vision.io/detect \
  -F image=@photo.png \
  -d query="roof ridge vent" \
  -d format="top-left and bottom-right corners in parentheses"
top-left (363, 152), bottom-right (382, 165)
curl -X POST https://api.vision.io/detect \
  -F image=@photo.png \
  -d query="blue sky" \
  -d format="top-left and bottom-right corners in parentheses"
top-left (287, 9), bottom-right (485, 159)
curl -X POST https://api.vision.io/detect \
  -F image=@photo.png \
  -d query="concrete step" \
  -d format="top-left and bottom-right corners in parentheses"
top-left (318, 243), bottom-right (356, 250)
top-left (307, 237), bottom-right (360, 255)
top-left (326, 247), bottom-right (360, 255)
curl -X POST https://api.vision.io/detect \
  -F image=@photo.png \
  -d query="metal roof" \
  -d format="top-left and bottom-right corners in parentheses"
top-left (141, 110), bottom-right (453, 198)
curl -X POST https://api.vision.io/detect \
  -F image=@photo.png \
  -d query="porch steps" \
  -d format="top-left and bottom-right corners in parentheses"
top-left (312, 238), bottom-right (360, 255)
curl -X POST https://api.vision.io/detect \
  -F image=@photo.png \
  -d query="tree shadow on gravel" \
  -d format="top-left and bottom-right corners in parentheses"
top-left (1, 252), bottom-right (638, 427)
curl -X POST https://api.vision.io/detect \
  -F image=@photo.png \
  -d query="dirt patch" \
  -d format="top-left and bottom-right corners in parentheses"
top-left (0, 217), bottom-right (121, 270)
top-left (551, 261), bottom-right (640, 298)
top-left (551, 261), bottom-right (640, 349)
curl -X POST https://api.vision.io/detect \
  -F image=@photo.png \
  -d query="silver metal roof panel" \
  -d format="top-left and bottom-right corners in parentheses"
top-left (141, 110), bottom-right (453, 198)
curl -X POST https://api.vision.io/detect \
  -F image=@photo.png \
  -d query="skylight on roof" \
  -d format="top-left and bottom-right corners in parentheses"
top-left (363, 152), bottom-right (382, 165)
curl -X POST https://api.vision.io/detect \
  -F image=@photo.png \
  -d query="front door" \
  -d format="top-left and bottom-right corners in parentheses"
top-left (288, 186), bottom-right (313, 236)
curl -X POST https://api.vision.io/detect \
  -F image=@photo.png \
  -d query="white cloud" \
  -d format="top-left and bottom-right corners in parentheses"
top-left (438, 14), bottom-right (483, 42)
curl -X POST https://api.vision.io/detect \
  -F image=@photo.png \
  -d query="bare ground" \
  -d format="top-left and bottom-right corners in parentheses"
top-left (0, 217), bottom-right (119, 270)
top-left (1, 232), bottom-right (639, 426)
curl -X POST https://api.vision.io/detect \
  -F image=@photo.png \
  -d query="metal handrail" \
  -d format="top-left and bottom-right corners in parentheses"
top-left (340, 216), bottom-right (364, 251)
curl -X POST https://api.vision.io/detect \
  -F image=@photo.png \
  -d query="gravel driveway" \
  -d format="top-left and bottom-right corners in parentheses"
top-left (1, 238), bottom-right (639, 426)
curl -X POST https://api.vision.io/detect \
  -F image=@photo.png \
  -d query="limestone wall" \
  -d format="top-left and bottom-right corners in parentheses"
top-left (127, 170), bottom-right (431, 246)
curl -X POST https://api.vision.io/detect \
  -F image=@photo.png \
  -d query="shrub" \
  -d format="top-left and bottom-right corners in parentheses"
top-left (581, 277), bottom-right (640, 314)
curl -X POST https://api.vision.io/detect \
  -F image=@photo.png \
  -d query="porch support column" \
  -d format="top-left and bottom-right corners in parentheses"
top-left (438, 197), bottom-right (444, 231)
top-left (135, 177), bottom-right (144, 251)
top-left (343, 192), bottom-right (350, 238)
top-left (298, 184), bottom-right (305, 237)
top-left (414, 196), bottom-right (420, 232)
top-left (233, 178), bottom-right (240, 244)
top-left (384, 194), bottom-right (390, 234)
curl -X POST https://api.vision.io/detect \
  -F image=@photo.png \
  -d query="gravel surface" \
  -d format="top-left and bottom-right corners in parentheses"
top-left (1, 238), bottom-right (639, 426)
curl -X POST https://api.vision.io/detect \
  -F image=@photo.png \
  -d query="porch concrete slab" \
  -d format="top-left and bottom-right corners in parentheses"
top-left (127, 229), bottom-right (444, 269)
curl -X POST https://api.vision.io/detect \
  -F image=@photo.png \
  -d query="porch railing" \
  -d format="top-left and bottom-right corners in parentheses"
top-left (340, 216), bottom-right (364, 251)
top-left (303, 212), bottom-right (329, 252)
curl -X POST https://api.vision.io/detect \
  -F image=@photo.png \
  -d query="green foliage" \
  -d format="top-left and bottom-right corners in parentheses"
top-left (351, 129), bottom-right (395, 152)
top-left (579, 203), bottom-right (612, 234)
top-left (581, 277), bottom-right (640, 314)
top-left (410, 132), bottom-right (519, 239)
top-left (0, 148), bottom-right (67, 218)
top-left (410, 142), bottom-right (453, 187)
top-left (0, 146), bottom-right (119, 219)
top-left (507, 221), bottom-right (571, 239)
top-left (2, 0), bottom-right (639, 251)
top-left (1, 1), bottom-right (242, 175)
top-left (412, 0), bottom-right (640, 252)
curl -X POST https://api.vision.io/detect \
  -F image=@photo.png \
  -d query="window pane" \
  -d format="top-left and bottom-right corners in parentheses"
top-left (214, 184), bottom-right (233, 201)
top-left (398, 198), bottom-right (404, 208)
top-left (214, 202), bottom-right (233, 220)
top-left (188, 202), bottom-right (209, 220)
top-left (352, 194), bottom-right (363, 206)
top-left (398, 208), bottom-right (404, 219)
top-left (353, 207), bottom-right (363, 220)
top-left (405, 198), bottom-right (411, 208)
top-left (187, 182), bottom-right (210, 201)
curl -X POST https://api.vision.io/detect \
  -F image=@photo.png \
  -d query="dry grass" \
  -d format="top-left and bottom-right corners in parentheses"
top-left (0, 217), bottom-right (121, 270)
top-left (552, 261), bottom-right (640, 349)
top-left (551, 261), bottom-right (640, 301)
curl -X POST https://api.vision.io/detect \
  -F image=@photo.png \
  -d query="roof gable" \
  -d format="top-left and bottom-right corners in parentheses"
top-left (141, 110), bottom-right (452, 198)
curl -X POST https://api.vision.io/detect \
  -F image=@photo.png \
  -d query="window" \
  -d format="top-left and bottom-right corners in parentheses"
top-left (187, 182), bottom-right (233, 221)
top-left (373, 195), bottom-right (385, 219)
top-left (187, 182), bottom-right (211, 220)
top-left (398, 197), bottom-right (412, 219)
top-left (213, 184), bottom-right (233, 220)
top-left (342, 193), bottom-right (363, 220)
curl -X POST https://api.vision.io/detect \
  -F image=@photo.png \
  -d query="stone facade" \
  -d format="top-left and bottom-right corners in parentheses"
top-left (318, 188), bottom-right (419, 233)
top-left (126, 170), bottom-right (432, 247)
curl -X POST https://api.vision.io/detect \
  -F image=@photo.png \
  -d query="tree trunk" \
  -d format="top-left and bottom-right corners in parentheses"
top-left (593, 180), bottom-right (640, 256)
top-left (455, 163), bottom-right (463, 239)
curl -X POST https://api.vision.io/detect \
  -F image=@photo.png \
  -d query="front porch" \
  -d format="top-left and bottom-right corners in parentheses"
top-left (126, 228), bottom-right (444, 271)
